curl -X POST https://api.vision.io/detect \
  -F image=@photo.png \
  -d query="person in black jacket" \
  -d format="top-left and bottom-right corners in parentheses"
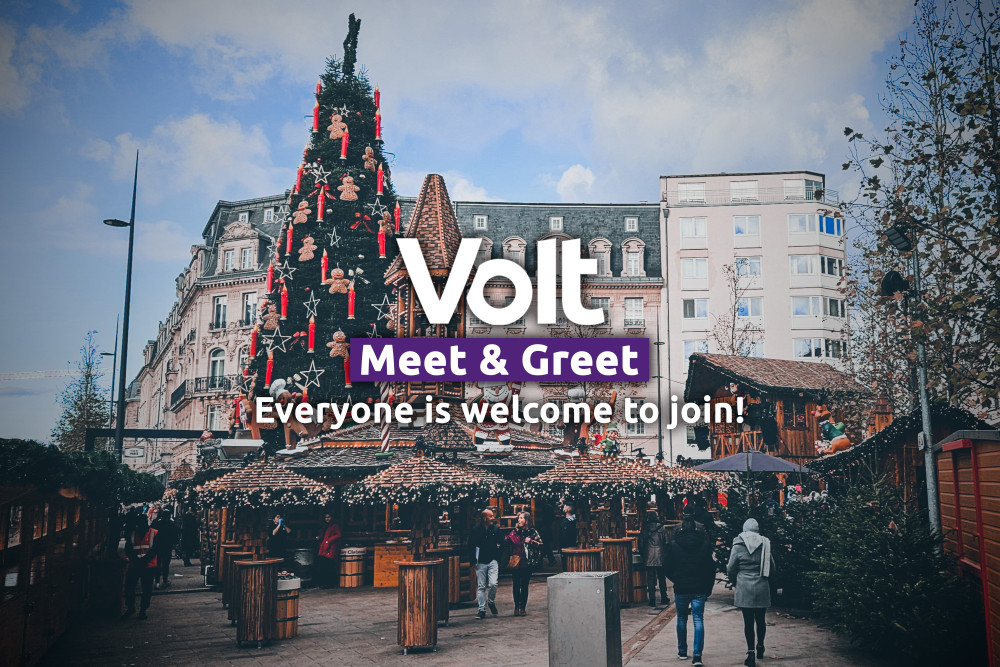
top-left (468, 508), bottom-right (504, 619)
top-left (638, 511), bottom-right (670, 607)
top-left (663, 517), bottom-right (716, 666)
top-left (150, 510), bottom-right (178, 589)
top-left (557, 503), bottom-right (577, 571)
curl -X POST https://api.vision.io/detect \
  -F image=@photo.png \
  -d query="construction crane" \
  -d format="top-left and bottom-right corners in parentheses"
top-left (0, 370), bottom-right (72, 381)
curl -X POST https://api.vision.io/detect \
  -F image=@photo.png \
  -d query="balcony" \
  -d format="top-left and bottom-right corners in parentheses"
top-left (170, 380), bottom-right (187, 408)
top-left (208, 320), bottom-right (227, 331)
top-left (665, 186), bottom-right (840, 207)
top-left (624, 318), bottom-right (645, 327)
top-left (193, 375), bottom-right (238, 393)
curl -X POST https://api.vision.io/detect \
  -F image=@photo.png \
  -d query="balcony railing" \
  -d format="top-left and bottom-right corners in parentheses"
top-left (209, 320), bottom-right (227, 330)
top-left (170, 381), bottom-right (187, 407)
top-left (193, 375), bottom-right (238, 393)
top-left (664, 186), bottom-right (840, 207)
top-left (624, 318), bottom-right (645, 327)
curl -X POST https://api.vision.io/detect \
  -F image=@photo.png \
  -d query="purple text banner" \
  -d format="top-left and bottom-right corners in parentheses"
top-left (351, 338), bottom-right (650, 383)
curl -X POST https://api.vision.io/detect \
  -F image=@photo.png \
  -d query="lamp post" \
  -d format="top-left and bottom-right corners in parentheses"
top-left (105, 151), bottom-right (139, 458)
top-left (884, 220), bottom-right (939, 535)
top-left (653, 312), bottom-right (666, 463)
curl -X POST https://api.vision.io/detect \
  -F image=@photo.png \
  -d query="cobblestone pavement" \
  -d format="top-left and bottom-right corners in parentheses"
top-left (41, 562), bottom-right (886, 666)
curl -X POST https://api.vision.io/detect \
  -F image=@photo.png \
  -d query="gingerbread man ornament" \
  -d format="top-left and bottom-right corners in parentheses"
top-left (261, 303), bottom-right (280, 330)
top-left (325, 267), bottom-right (349, 294)
top-left (292, 200), bottom-right (312, 225)
top-left (298, 235), bottom-right (317, 262)
top-left (327, 113), bottom-right (347, 140)
top-left (338, 175), bottom-right (360, 201)
top-left (363, 146), bottom-right (377, 172)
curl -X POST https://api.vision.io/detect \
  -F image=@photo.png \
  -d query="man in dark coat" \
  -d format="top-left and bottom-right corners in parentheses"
top-left (468, 508), bottom-right (504, 618)
top-left (150, 510), bottom-right (178, 589)
top-left (638, 511), bottom-right (670, 606)
top-left (664, 517), bottom-right (716, 666)
top-left (558, 503), bottom-right (577, 571)
top-left (180, 509), bottom-right (200, 566)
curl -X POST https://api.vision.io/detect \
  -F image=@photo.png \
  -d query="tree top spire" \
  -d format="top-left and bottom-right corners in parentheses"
top-left (342, 13), bottom-right (361, 78)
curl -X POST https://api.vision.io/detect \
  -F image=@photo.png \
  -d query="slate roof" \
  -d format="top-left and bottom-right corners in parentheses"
top-left (200, 460), bottom-right (330, 493)
top-left (684, 353), bottom-right (866, 400)
top-left (385, 174), bottom-right (463, 281)
top-left (357, 454), bottom-right (506, 489)
top-left (533, 455), bottom-right (659, 485)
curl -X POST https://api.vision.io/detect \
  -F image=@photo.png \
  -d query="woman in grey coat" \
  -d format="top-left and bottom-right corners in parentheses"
top-left (638, 511), bottom-right (669, 607)
top-left (726, 519), bottom-right (774, 667)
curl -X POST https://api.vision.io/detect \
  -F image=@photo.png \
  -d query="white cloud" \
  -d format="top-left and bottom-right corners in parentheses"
top-left (0, 22), bottom-right (30, 112)
top-left (87, 113), bottom-right (291, 203)
top-left (555, 165), bottom-right (596, 202)
top-left (391, 169), bottom-right (498, 202)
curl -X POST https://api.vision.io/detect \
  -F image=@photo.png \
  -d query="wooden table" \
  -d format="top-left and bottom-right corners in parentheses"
top-left (562, 547), bottom-right (603, 572)
top-left (374, 543), bottom-right (411, 588)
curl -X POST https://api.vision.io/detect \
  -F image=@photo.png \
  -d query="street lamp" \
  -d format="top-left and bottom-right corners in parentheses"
top-left (105, 151), bottom-right (139, 457)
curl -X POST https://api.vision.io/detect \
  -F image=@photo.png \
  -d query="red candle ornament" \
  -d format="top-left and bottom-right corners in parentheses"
top-left (302, 386), bottom-right (308, 402)
top-left (317, 185), bottom-right (326, 222)
top-left (343, 358), bottom-right (352, 388)
top-left (265, 351), bottom-right (274, 386)
top-left (378, 227), bottom-right (386, 259)
top-left (249, 326), bottom-right (258, 357)
top-left (286, 224), bottom-right (293, 253)
top-left (374, 86), bottom-right (380, 109)
top-left (308, 316), bottom-right (315, 353)
top-left (348, 285), bottom-right (356, 320)
top-left (280, 285), bottom-right (288, 320)
top-left (340, 127), bottom-right (349, 159)
top-left (295, 163), bottom-right (304, 193)
top-left (266, 262), bottom-right (274, 292)
top-left (321, 249), bottom-right (328, 282)
top-left (375, 110), bottom-right (381, 141)
top-left (312, 101), bottom-right (320, 132)
top-left (394, 201), bottom-right (400, 233)
top-left (376, 163), bottom-right (384, 195)
top-left (316, 78), bottom-right (322, 96)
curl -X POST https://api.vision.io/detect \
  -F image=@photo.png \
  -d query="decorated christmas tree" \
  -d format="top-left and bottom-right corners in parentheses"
top-left (245, 15), bottom-right (398, 447)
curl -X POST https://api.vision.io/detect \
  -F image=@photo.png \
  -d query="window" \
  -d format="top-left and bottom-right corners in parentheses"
top-left (474, 215), bottom-right (488, 231)
top-left (207, 405), bottom-right (224, 431)
top-left (736, 297), bottom-right (762, 317)
top-left (680, 217), bottom-right (707, 238)
top-left (683, 340), bottom-right (709, 359)
top-left (682, 299), bottom-right (709, 319)
top-left (469, 309), bottom-right (488, 327)
top-left (793, 337), bottom-right (824, 358)
top-left (626, 252), bottom-right (640, 276)
top-left (502, 237), bottom-right (526, 266)
top-left (595, 252), bottom-right (607, 276)
top-left (212, 296), bottom-right (227, 328)
top-left (507, 249), bottom-right (522, 264)
top-left (677, 182), bottom-right (706, 203)
top-left (624, 297), bottom-right (644, 326)
top-left (238, 347), bottom-right (248, 371)
top-left (224, 250), bottom-right (235, 271)
top-left (477, 246), bottom-right (490, 265)
top-left (263, 208), bottom-right (274, 222)
top-left (805, 179), bottom-right (824, 200)
top-left (730, 180), bottom-right (758, 202)
top-left (682, 258), bottom-right (708, 278)
top-left (788, 214), bottom-right (818, 233)
top-left (242, 292), bottom-right (256, 325)
top-left (820, 216), bottom-right (843, 236)
top-left (734, 215), bottom-right (760, 236)
top-left (241, 247), bottom-right (253, 269)
top-left (625, 216), bottom-right (638, 232)
top-left (626, 400), bottom-right (646, 436)
top-left (783, 400), bottom-right (809, 429)
top-left (826, 339), bottom-right (848, 359)
top-left (589, 238), bottom-right (612, 277)
top-left (821, 256), bottom-right (844, 277)
top-left (826, 297), bottom-right (846, 318)
top-left (209, 349), bottom-right (225, 387)
top-left (783, 179), bottom-right (805, 200)
top-left (590, 297), bottom-right (610, 325)
top-left (549, 216), bottom-right (563, 232)
top-left (790, 255), bottom-right (818, 275)
top-left (686, 425), bottom-right (697, 444)
top-left (735, 256), bottom-right (762, 276)
top-left (621, 238), bottom-right (646, 277)
top-left (504, 295), bottom-right (525, 326)
top-left (738, 340), bottom-right (765, 358)
top-left (791, 296), bottom-right (821, 317)
top-left (238, 212), bottom-right (249, 223)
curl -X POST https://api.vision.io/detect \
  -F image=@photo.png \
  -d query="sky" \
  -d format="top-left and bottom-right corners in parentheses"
top-left (0, 0), bottom-right (917, 442)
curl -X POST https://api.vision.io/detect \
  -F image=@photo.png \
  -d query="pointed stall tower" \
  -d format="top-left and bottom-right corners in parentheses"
top-left (384, 174), bottom-right (466, 402)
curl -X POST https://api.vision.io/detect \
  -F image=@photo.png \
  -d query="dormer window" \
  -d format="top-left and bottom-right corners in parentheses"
top-left (241, 247), bottom-right (254, 269)
top-left (502, 237), bottom-right (527, 267)
top-left (620, 238), bottom-right (646, 277)
top-left (263, 208), bottom-right (274, 222)
top-left (238, 212), bottom-right (249, 223)
top-left (549, 216), bottom-right (563, 232)
top-left (625, 216), bottom-right (638, 232)
top-left (588, 238), bottom-right (613, 278)
top-left (224, 250), bottom-right (235, 271)
top-left (474, 215), bottom-right (488, 231)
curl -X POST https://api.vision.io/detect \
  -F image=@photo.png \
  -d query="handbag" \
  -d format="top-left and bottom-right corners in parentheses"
top-left (508, 554), bottom-right (522, 569)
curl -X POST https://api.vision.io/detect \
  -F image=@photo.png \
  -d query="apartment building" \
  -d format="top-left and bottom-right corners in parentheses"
top-left (123, 194), bottom-right (284, 473)
top-left (660, 171), bottom-right (848, 460)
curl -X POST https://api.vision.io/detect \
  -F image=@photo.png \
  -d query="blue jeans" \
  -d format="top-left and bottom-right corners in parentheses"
top-left (675, 593), bottom-right (706, 657)
top-left (475, 560), bottom-right (498, 612)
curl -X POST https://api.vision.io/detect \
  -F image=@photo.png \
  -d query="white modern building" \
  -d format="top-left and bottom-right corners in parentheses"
top-left (659, 171), bottom-right (848, 461)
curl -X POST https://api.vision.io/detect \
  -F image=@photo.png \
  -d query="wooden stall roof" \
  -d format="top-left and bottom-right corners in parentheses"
top-left (649, 462), bottom-right (732, 492)
top-left (534, 455), bottom-right (659, 485)
top-left (358, 454), bottom-right (506, 489)
top-left (169, 461), bottom-right (195, 481)
top-left (684, 353), bottom-right (866, 401)
top-left (809, 405), bottom-right (993, 474)
top-left (200, 460), bottom-right (331, 493)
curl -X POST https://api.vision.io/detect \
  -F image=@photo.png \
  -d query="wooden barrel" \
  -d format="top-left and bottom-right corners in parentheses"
top-left (562, 547), bottom-right (603, 573)
top-left (339, 547), bottom-right (366, 588)
top-left (235, 559), bottom-right (282, 648)
top-left (599, 538), bottom-right (633, 605)
top-left (426, 548), bottom-right (453, 625)
top-left (225, 552), bottom-right (253, 621)
top-left (396, 560), bottom-right (440, 653)
top-left (217, 543), bottom-right (241, 592)
top-left (274, 578), bottom-right (300, 639)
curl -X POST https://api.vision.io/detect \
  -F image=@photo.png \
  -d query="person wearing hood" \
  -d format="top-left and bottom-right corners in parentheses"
top-left (638, 511), bottom-right (670, 607)
top-left (664, 516), bottom-right (716, 665)
top-left (727, 519), bottom-right (775, 667)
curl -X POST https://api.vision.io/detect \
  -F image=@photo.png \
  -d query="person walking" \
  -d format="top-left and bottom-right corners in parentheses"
top-left (122, 516), bottom-right (160, 619)
top-left (727, 518), bottom-right (774, 667)
top-left (180, 509), bottom-right (200, 567)
top-left (504, 512), bottom-right (542, 616)
top-left (558, 503), bottom-right (577, 571)
top-left (638, 511), bottom-right (670, 607)
top-left (468, 508), bottom-right (504, 619)
top-left (664, 516), bottom-right (716, 666)
top-left (317, 512), bottom-right (342, 588)
top-left (150, 510), bottom-right (177, 589)
top-left (269, 514), bottom-right (292, 566)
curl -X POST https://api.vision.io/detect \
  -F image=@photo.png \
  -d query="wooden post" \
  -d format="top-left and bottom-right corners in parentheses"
top-left (600, 537), bottom-right (633, 605)
top-left (225, 552), bottom-right (253, 620)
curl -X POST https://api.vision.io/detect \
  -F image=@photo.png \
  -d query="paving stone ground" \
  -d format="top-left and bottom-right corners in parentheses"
top-left (41, 561), bottom-right (886, 666)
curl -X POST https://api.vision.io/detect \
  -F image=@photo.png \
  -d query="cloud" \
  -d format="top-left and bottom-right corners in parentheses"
top-left (391, 169), bottom-right (499, 202)
top-left (86, 113), bottom-right (291, 203)
top-left (555, 165), bottom-right (595, 202)
top-left (0, 22), bottom-right (30, 112)
top-left (0, 384), bottom-right (51, 398)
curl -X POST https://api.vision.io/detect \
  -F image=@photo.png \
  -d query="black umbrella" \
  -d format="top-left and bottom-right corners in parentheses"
top-left (694, 450), bottom-right (809, 474)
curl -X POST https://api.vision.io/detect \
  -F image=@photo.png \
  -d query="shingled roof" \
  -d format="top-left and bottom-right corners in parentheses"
top-left (358, 454), bottom-right (506, 489)
top-left (385, 174), bottom-right (464, 281)
top-left (169, 461), bottom-right (194, 481)
top-left (684, 353), bottom-right (865, 401)
top-left (534, 455), bottom-right (658, 485)
top-left (200, 460), bottom-right (329, 493)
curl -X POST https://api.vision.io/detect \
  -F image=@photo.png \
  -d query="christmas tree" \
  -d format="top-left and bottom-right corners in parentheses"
top-left (245, 14), bottom-right (398, 447)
